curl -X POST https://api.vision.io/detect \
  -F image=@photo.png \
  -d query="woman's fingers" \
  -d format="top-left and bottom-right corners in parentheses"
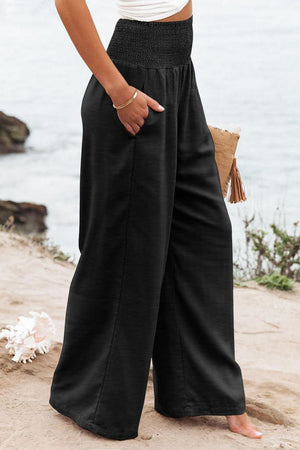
top-left (116, 88), bottom-right (164, 135)
top-left (141, 92), bottom-right (165, 112)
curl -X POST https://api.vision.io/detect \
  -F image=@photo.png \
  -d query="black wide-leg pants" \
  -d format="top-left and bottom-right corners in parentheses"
top-left (49, 15), bottom-right (246, 440)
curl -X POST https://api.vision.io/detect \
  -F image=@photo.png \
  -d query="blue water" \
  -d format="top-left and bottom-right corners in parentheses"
top-left (0, 0), bottom-right (299, 262)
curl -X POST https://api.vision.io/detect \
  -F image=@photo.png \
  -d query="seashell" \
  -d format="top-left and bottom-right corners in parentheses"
top-left (0, 311), bottom-right (56, 363)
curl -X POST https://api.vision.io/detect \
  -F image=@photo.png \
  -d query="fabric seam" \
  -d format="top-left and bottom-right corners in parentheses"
top-left (108, 57), bottom-right (192, 70)
top-left (155, 402), bottom-right (246, 417)
top-left (91, 135), bottom-right (138, 425)
top-left (169, 240), bottom-right (189, 409)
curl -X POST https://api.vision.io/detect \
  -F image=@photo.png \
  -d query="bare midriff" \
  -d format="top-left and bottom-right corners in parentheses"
top-left (152, 0), bottom-right (192, 22)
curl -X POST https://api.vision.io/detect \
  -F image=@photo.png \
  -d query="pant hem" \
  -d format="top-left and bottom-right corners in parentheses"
top-left (49, 398), bottom-right (138, 441)
top-left (155, 402), bottom-right (246, 418)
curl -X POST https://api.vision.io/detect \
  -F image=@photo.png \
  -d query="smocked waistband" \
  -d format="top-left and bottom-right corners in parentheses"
top-left (106, 15), bottom-right (193, 68)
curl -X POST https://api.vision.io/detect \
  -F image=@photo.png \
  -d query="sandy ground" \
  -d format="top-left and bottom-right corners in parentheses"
top-left (0, 229), bottom-right (299, 450)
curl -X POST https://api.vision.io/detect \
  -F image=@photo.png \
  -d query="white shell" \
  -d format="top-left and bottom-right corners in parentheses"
top-left (0, 311), bottom-right (56, 363)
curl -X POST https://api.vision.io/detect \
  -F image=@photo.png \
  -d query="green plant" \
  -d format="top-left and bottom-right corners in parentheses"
top-left (30, 234), bottom-right (74, 263)
top-left (233, 210), bottom-right (300, 289)
top-left (248, 221), bottom-right (300, 281)
top-left (255, 272), bottom-right (294, 291)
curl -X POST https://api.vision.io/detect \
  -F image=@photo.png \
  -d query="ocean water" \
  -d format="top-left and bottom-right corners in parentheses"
top-left (0, 0), bottom-right (299, 262)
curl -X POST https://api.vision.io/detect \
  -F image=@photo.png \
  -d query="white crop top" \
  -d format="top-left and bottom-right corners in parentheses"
top-left (116, 0), bottom-right (190, 22)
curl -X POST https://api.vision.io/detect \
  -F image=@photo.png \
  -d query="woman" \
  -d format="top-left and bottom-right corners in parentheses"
top-left (49, 0), bottom-right (262, 441)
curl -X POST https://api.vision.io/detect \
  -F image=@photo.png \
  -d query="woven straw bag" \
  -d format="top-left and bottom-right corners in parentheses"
top-left (208, 125), bottom-right (247, 203)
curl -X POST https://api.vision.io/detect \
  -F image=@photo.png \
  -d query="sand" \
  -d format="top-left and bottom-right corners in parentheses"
top-left (0, 229), bottom-right (299, 449)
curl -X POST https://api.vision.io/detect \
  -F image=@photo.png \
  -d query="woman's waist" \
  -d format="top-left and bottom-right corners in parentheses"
top-left (106, 15), bottom-right (193, 68)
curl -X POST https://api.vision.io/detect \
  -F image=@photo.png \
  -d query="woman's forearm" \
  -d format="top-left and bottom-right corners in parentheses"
top-left (54, 0), bottom-right (135, 104)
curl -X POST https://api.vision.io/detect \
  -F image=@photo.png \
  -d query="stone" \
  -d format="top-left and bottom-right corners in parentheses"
top-left (0, 111), bottom-right (30, 154)
top-left (0, 200), bottom-right (47, 234)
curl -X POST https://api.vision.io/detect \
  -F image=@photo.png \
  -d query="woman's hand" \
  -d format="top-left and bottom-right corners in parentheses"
top-left (113, 86), bottom-right (165, 136)
top-left (54, 0), bottom-right (164, 136)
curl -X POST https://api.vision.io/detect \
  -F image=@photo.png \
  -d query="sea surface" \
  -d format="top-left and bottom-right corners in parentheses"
top-left (0, 0), bottom-right (299, 262)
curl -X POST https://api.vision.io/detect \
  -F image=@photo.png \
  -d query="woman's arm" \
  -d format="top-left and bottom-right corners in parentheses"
top-left (54, 0), bottom-right (164, 135)
top-left (55, 0), bottom-right (131, 103)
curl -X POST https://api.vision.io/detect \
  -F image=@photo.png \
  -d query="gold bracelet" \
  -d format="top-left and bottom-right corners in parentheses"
top-left (113, 90), bottom-right (138, 110)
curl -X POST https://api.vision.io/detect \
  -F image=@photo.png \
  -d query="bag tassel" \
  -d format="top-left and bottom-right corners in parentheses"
top-left (229, 157), bottom-right (247, 203)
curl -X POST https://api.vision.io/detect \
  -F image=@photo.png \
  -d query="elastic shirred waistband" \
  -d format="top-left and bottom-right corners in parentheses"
top-left (106, 15), bottom-right (193, 68)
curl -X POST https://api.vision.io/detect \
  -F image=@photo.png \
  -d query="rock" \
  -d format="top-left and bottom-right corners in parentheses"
top-left (0, 111), bottom-right (30, 154)
top-left (0, 200), bottom-right (47, 234)
top-left (140, 433), bottom-right (153, 440)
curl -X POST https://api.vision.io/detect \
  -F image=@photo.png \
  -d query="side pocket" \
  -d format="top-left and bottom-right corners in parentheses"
top-left (104, 62), bottom-right (148, 137)
top-left (139, 106), bottom-right (158, 131)
top-left (93, 65), bottom-right (164, 137)
top-left (111, 101), bottom-right (136, 137)
top-left (139, 69), bottom-right (165, 135)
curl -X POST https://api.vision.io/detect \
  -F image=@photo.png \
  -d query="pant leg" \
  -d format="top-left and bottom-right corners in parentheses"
top-left (49, 62), bottom-right (179, 440)
top-left (152, 59), bottom-right (246, 417)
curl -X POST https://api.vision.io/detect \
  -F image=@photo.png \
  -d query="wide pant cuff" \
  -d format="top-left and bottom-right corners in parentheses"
top-left (49, 398), bottom-right (138, 441)
top-left (155, 402), bottom-right (246, 418)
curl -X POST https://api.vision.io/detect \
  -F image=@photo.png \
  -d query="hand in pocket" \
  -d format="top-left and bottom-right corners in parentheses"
top-left (114, 86), bottom-right (165, 136)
